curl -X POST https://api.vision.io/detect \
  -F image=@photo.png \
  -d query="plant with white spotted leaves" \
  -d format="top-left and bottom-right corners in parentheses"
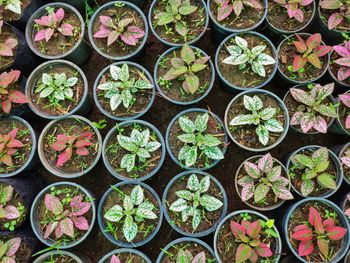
top-left (175, 249), bottom-right (206, 263)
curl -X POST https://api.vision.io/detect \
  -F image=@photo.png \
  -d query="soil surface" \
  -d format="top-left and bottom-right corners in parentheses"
top-left (40, 254), bottom-right (78, 263)
top-left (0, 23), bottom-right (17, 70)
top-left (330, 50), bottom-right (350, 86)
top-left (0, 0), bottom-right (30, 21)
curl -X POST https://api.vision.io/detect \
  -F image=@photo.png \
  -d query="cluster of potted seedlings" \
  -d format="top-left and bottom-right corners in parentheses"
top-left (1, 0), bottom-right (350, 262)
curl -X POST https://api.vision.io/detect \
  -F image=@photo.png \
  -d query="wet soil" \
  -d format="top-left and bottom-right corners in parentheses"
top-left (0, 23), bottom-right (17, 70)
top-left (0, 0), bottom-right (30, 22)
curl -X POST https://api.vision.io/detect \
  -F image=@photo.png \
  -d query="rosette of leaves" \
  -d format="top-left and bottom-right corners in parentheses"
top-left (0, 185), bottom-right (20, 223)
top-left (176, 113), bottom-right (224, 167)
top-left (319, 0), bottom-right (350, 30)
top-left (0, 70), bottom-right (28, 114)
top-left (104, 185), bottom-right (158, 242)
top-left (291, 33), bottom-right (332, 72)
top-left (229, 95), bottom-right (284, 146)
top-left (34, 72), bottom-right (78, 108)
top-left (289, 83), bottom-right (337, 133)
top-left (162, 44), bottom-right (209, 94)
top-left (0, 0), bottom-right (22, 15)
top-left (117, 127), bottom-right (161, 172)
top-left (290, 147), bottom-right (337, 196)
top-left (0, 128), bottom-right (24, 167)
top-left (175, 250), bottom-right (206, 263)
top-left (222, 36), bottom-right (276, 77)
top-left (97, 64), bottom-right (153, 111)
top-left (272, 0), bottom-right (313, 22)
top-left (0, 21), bottom-right (18, 57)
top-left (34, 7), bottom-right (74, 42)
top-left (215, 0), bottom-right (263, 21)
top-left (169, 174), bottom-right (223, 230)
top-left (238, 153), bottom-right (293, 204)
top-left (42, 192), bottom-right (91, 241)
top-left (339, 93), bottom-right (350, 129)
top-left (291, 207), bottom-right (347, 259)
top-left (0, 237), bottom-right (21, 263)
top-left (154, 0), bottom-right (197, 39)
top-left (344, 194), bottom-right (350, 220)
top-left (332, 42), bottom-right (350, 82)
top-left (93, 16), bottom-right (145, 46)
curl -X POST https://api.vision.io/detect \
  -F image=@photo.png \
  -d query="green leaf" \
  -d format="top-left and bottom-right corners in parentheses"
top-left (54, 73), bottom-right (66, 86)
top-left (185, 74), bottom-right (199, 94)
top-left (252, 61), bottom-right (266, 77)
top-left (123, 195), bottom-right (134, 211)
top-left (230, 114), bottom-right (256, 126)
top-left (130, 185), bottom-right (144, 205)
top-left (312, 147), bottom-right (329, 163)
top-left (259, 108), bottom-right (276, 120)
top-left (104, 205), bottom-right (123, 222)
top-left (200, 194), bottom-right (223, 211)
top-left (256, 125), bottom-right (269, 146)
top-left (121, 89), bottom-right (132, 108)
top-left (291, 154), bottom-right (314, 169)
top-left (179, 116), bottom-right (196, 133)
top-left (177, 134), bottom-right (196, 144)
top-left (64, 88), bottom-right (74, 99)
top-left (42, 73), bottom-right (52, 85)
top-left (198, 176), bottom-right (210, 193)
top-left (235, 36), bottom-right (248, 50)
top-left (132, 129), bottom-right (150, 147)
top-left (257, 53), bottom-right (276, 65)
top-left (120, 154), bottom-right (136, 172)
top-left (175, 21), bottom-right (188, 36)
top-left (110, 94), bottom-right (122, 111)
top-left (136, 206), bottom-right (157, 219)
top-left (315, 161), bottom-right (329, 173)
top-left (187, 174), bottom-right (200, 191)
top-left (176, 249), bottom-right (193, 263)
top-left (144, 141), bottom-right (161, 152)
top-left (192, 209), bottom-right (201, 230)
top-left (134, 80), bottom-right (153, 90)
top-left (204, 146), bottom-right (224, 160)
top-left (65, 77), bottom-right (78, 87)
top-left (110, 65), bottom-right (121, 80)
top-left (194, 113), bottom-right (209, 132)
top-left (178, 145), bottom-right (197, 167)
top-left (0, 242), bottom-right (8, 258)
top-left (169, 198), bottom-right (188, 212)
top-left (191, 63), bottom-right (207, 72)
top-left (181, 207), bottom-right (193, 222)
top-left (123, 215), bottom-right (137, 242)
top-left (54, 90), bottom-right (65, 101)
top-left (175, 190), bottom-right (193, 200)
top-left (178, 5), bottom-right (197, 15)
top-left (243, 95), bottom-right (263, 112)
top-left (264, 119), bottom-right (284, 132)
top-left (251, 45), bottom-right (266, 57)
top-left (137, 148), bottom-right (151, 158)
top-left (181, 44), bottom-right (195, 65)
top-left (254, 184), bottom-right (270, 203)
top-left (203, 134), bottom-right (222, 147)
top-left (40, 87), bottom-right (54, 98)
top-left (301, 179), bottom-right (315, 196)
top-left (223, 53), bottom-right (249, 65)
top-left (227, 45), bottom-right (242, 57)
top-left (317, 173), bottom-right (336, 189)
top-left (120, 64), bottom-right (129, 82)
top-left (267, 166), bottom-right (282, 182)
top-left (313, 104), bottom-right (338, 118)
top-left (156, 12), bottom-right (174, 25)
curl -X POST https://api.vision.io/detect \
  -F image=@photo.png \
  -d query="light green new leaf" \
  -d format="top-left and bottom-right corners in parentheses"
top-left (104, 205), bottom-right (123, 222)
top-left (187, 174), bottom-right (200, 191)
top-left (194, 113), bottom-right (209, 132)
top-left (200, 195), bottom-right (223, 211)
top-left (130, 185), bottom-right (144, 205)
top-left (179, 116), bottom-right (196, 133)
top-left (123, 216), bottom-right (138, 242)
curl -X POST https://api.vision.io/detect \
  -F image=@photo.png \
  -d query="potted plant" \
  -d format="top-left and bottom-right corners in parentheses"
top-left (166, 108), bottom-right (227, 170)
top-left (156, 237), bottom-right (216, 263)
top-left (25, 60), bottom-right (90, 119)
top-left (88, 1), bottom-right (147, 61)
top-left (102, 120), bottom-right (165, 181)
top-left (154, 44), bottom-right (215, 105)
top-left (330, 91), bottom-right (350, 135)
top-left (38, 115), bottom-right (102, 178)
top-left (328, 41), bottom-right (350, 87)
top-left (286, 145), bottom-right (343, 198)
top-left (25, 3), bottom-right (90, 65)
top-left (224, 89), bottom-right (289, 152)
top-left (98, 248), bottom-right (151, 263)
top-left (0, 116), bottom-right (37, 177)
top-left (0, 236), bottom-right (29, 262)
top-left (339, 142), bottom-right (350, 185)
top-left (277, 33), bottom-right (332, 84)
top-left (34, 250), bottom-right (91, 263)
top-left (341, 193), bottom-right (350, 222)
top-left (284, 198), bottom-right (350, 263)
top-left (163, 170), bottom-right (228, 237)
top-left (283, 83), bottom-right (337, 134)
top-left (215, 32), bottom-right (277, 91)
top-left (30, 182), bottom-right (96, 249)
top-left (148, 0), bottom-right (208, 46)
top-left (94, 62), bottom-right (155, 121)
top-left (266, 0), bottom-right (315, 35)
top-left (214, 210), bottom-right (282, 263)
top-left (98, 181), bottom-right (163, 247)
top-left (235, 153), bottom-right (293, 211)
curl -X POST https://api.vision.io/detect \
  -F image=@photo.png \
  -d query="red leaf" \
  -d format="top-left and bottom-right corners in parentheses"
top-left (8, 128), bottom-right (17, 139)
top-left (306, 33), bottom-right (322, 50)
top-left (2, 99), bottom-right (12, 114)
top-left (9, 90), bottom-right (28, 104)
top-left (309, 207), bottom-right (322, 226)
top-left (291, 229), bottom-right (313, 241)
top-left (313, 46), bottom-right (332, 57)
top-left (292, 55), bottom-right (307, 71)
top-left (298, 240), bottom-right (314, 256)
top-left (50, 140), bottom-right (67, 151)
top-left (255, 242), bottom-right (273, 258)
top-left (76, 147), bottom-right (89, 156)
top-left (230, 221), bottom-right (246, 238)
top-left (78, 132), bottom-right (93, 140)
top-left (314, 217), bottom-right (325, 235)
top-left (307, 53), bottom-right (322, 68)
top-left (326, 226), bottom-right (348, 240)
top-left (293, 37), bottom-right (307, 53)
top-left (323, 218), bottom-right (335, 229)
top-left (75, 140), bottom-right (92, 148)
top-left (235, 243), bottom-right (252, 263)
top-left (56, 147), bottom-right (72, 167)
top-left (247, 220), bottom-right (261, 239)
top-left (0, 154), bottom-right (13, 166)
top-left (317, 238), bottom-right (329, 258)
top-left (249, 249), bottom-right (258, 263)
top-left (7, 139), bottom-right (23, 148)
top-left (293, 224), bottom-right (309, 232)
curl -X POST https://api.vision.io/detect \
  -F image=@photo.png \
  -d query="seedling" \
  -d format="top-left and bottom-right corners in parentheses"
top-left (0, 0), bottom-right (22, 15)
top-left (344, 194), bottom-right (350, 220)
top-left (332, 41), bottom-right (350, 82)
top-left (0, 185), bottom-right (20, 222)
top-left (0, 237), bottom-right (21, 262)
top-left (273, 0), bottom-right (313, 22)
top-left (215, 0), bottom-right (263, 21)
top-left (0, 20), bottom-right (18, 57)
top-left (339, 92), bottom-right (350, 129)
top-left (0, 128), bottom-right (24, 167)
top-left (320, 0), bottom-right (350, 30)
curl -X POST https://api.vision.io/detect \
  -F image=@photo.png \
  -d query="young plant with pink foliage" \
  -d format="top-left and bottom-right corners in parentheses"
top-left (332, 41), bottom-right (350, 82)
top-left (344, 194), bottom-right (350, 220)
top-left (93, 16), bottom-right (145, 46)
top-left (0, 185), bottom-right (21, 223)
top-left (34, 7), bottom-right (74, 42)
top-left (0, 128), bottom-right (24, 167)
top-left (273, 0), bottom-right (313, 22)
top-left (175, 250), bottom-right (206, 263)
top-left (49, 132), bottom-right (94, 167)
top-left (291, 33), bottom-right (332, 72)
top-left (289, 83), bottom-right (337, 133)
top-left (0, 237), bottom-right (22, 263)
top-left (0, 20), bottom-right (18, 57)
top-left (320, 0), bottom-right (350, 30)
top-left (110, 255), bottom-right (120, 263)
top-left (291, 207), bottom-right (347, 259)
top-left (339, 92), bottom-right (350, 129)
top-left (215, 0), bottom-right (263, 21)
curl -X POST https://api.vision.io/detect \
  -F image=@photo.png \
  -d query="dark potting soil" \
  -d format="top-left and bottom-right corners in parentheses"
top-left (236, 157), bottom-right (288, 208)
top-left (226, 93), bottom-right (285, 149)
top-left (151, 0), bottom-right (206, 44)
top-left (40, 254), bottom-right (78, 263)
top-left (209, 0), bottom-right (265, 30)
top-left (216, 214), bottom-right (279, 263)
top-left (278, 36), bottom-right (328, 82)
top-left (43, 118), bottom-right (99, 174)
top-left (168, 111), bottom-right (226, 168)
top-left (0, 234), bottom-right (31, 262)
top-left (0, 23), bottom-right (17, 70)
top-left (31, 8), bottom-right (81, 57)
top-left (103, 253), bottom-right (146, 263)
top-left (289, 148), bottom-right (338, 196)
top-left (0, 0), bottom-right (30, 21)
top-left (97, 64), bottom-right (153, 118)
top-left (287, 201), bottom-right (345, 262)
top-left (218, 34), bottom-right (275, 88)
top-left (330, 51), bottom-right (350, 86)
top-left (91, 6), bottom-right (145, 58)
top-left (31, 65), bottom-right (84, 116)
top-left (157, 49), bottom-right (212, 102)
top-left (340, 144), bottom-right (350, 181)
top-left (36, 185), bottom-right (93, 244)
top-left (166, 173), bottom-right (224, 234)
top-left (0, 118), bottom-right (33, 174)
top-left (267, 0), bottom-right (314, 32)
top-left (160, 241), bottom-right (215, 263)
top-left (319, 8), bottom-right (350, 32)
top-left (105, 124), bottom-right (162, 179)
top-left (102, 184), bottom-right (160, 244)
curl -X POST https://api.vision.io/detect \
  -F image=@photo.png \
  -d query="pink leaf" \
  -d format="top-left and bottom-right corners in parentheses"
top-left (76, 147), bottom-right (89, 156)
top-left (244, 0), bottom-right (263, 9)
top-left (126, 26), bottom-right (145, 39)
top-left (59, 24), bottom-right (73, 36)
top-left (337, 67), bottom-right (350, 81)
top-left (300, 0), bottom-right (313, 6)
top-left (345, 208), bottom-right (350, 217)
top-left (7, 139), bottom-right (23, 148)
top-left (3, 205), bottom-right (19, 219)
top-left (314, 46), bottom-right (332, 57)
top-left (44, 222), bottom-right (58, 239)
top-left (339, 94), bottom-right (350, 108)
top-left (120, 32), bottom-right (138, 46)
top-left (55, 8), bottom-right (65, 23)
top-left (56, 147), bottom-right (72, 166)
top-left (107, 31), bottom-right (120, 46)
top-left (300, 114), bottom-right (313, 133)
top-left (312, 116), bottom-right (328, 133)
top-left (50, 141), bottom-right (67, 152)
top-left (309, 207), bottom-right (322, 226)
top-left (75, 140), bottom-right (92, 148)
top-left (255, 242), bottom-right (273, 258)
top-left (217, 2), bottom-right (233, 21)
top-left (341, 156), bottom-right (350, 168)
top-left (298, 240), bottom-right (314, 256)
top-left (9, 90), bottom-right (28, 104)
top-left (0, 44), bottom-right (14, 56)
top-left (328, 12), bottom-right (343, 30)
top-left (244, 162), bottom-right (261, 179)
top-left (34, 29), bottom-right (46, 42)
top-left (335, 57), bottom-right (350, 67)
top-left (333, 45), bottom-right (350, 58)
top-left (44, 194), bottom-right (63, 215)
top-left (45, 28), bottom-right (54, 42)
top-left (55, 222), bottom-right (63, 239)
top-left (5, 237), bottom-right (21, 257)
top-left (306, 33), bottom-right (321, 50)
top-left (59, 218), bottom-right (74, 238)
top-left (291, 112), bottom-right (304, 125)
top-left (230, 221), bottom-right (246, 238)
top-left (34, 16), bottom-right (51, 26)
top-left (71, 198), bottom-right (91, 216)
top-left (99, 16), bottom-right (113, 27)
top-left (258, 153), bottom-right (273, 173)
top-left (93, 25), bottom-right (111, 38)
top-left (241, 183), bottom-right (254, 201)
top-left (5, 38), bottom-right (18, 49)
top-left (232, 0), bottom-right (243, 16)
top-left (346, 115), bottom-right (350, 129)
top-left (293, 8), bottom-right (304, 23)
top-left (110, 255), bottom-right (121, 263)
top-left (326, 226), bottom-right (348, 240)
top-left (192, 252), bottom-right (206, 263)
top-left (72, 216), bottom-right (89, 230)
top-left (293, 35), bottom-right (307, 53)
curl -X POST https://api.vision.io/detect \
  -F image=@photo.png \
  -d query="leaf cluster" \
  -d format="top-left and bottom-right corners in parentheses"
top-left (0, 128), bottom-right (24, 167)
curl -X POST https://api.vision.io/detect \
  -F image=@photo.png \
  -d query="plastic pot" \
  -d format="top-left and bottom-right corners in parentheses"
top-left (0, 116), bottom-right (37, 178)
top-left (345, 250), bottom-right (350, 263)
top-left (102, 119), bottom-right (165, 181)
top-left (337, 142), bottom-right (350, 186)
top-left (166, 108), bottom-right (228, 170)
top-left (235, 155), bottom-right (292, 211)
top-left (214, 210), bottom-right (282, 263)
top-left (25, 3), bottom-right (90, 65)
top-left (93, 61), bottom-right (155, 121)
top-left (215, 31), bottom-right (278, 92)
top-left (156, 237), bottom-right (216, 263)
top-left (283, 198), bottom-right (350, 263)
top-left (340, 193), bottom-right (350, 218)
top-left (162, 170), bottom-right (228, 237)
top-left (47, 0), bottom-right (94, 15)
top-left (98, 248), bottom-right (151, 263)
top-left (224, 89), bottom-right (290, 152)
top-left (38, 115), bottom-right (102, 178)
top-left (154, 46), bottom-right (215, 105)
top-left (277, 33), bottom-right (330, 85)
top-left (329, 94), bottom-right (350, 136)
top-left (25, 59), bottom-right (90, 119)
top-left (285, 145), bottom-right (343, 198)
top-left (148, 0), bottom-right (209, 47)
top-left (33, 250), bottom-right (91, 263)
top-left (8, 0), bottom-right (43, 31)
top-left (328, 49), bottom-right (350, 89)
top-left (97, 181), bottom-right (163, 248)
top-left (30, 181), bottom-right (96, 249)
top-left (88, 1), bottom-right (148, 61)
